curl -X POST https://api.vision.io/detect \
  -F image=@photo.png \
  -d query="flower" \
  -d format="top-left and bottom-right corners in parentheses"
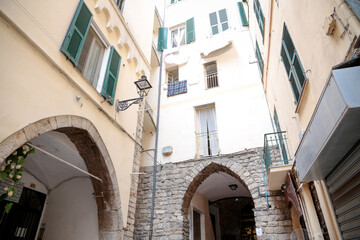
top-left (7, 191), bottom-right (13, 197)
top-left (12, 151), bottom-right (17, 155)
top-left (10, 163), bottom-right (15, 169)
top-left (8, 173), bottom-right (13, 178)
top-left (22, 145), bottom-right (30, 152)
top-left (16, 165), bottom-right (22, 169)
top-left (7, 160), bottom-right (11, 165)
top-left (1, 166), bottom-right (5, 171)
top-left (16, 175), bottom-right (21, 179)
top-left (10, 182), bottom-right (14, 186)
top-left (4, 187), bottom-right (8, 191)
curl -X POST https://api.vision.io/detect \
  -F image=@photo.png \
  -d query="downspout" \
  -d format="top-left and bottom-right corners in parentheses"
top-left (263, 0), bottom-right (274, 93)
top-left (149, 1), bottom-right (166, 239)
top-left (258, 150), bottom-right (269, 208)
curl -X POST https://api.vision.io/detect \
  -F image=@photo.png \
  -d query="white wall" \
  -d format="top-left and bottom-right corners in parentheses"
top-left (41, 177), bottom-right (98, 240)
top-left (147, 0), bottom-right (273, 165)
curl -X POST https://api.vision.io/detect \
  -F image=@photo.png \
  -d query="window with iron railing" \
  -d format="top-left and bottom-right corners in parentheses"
top-left (196, 105), bottom-right (219, 156)
top-left (205, 62), bottom-right (218, 89)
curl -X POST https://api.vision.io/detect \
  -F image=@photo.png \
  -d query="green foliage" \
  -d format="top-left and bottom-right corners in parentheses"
top-left (0, 143), bottom-right (35, 213)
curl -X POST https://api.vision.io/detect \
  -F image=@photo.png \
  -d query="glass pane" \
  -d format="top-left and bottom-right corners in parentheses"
top-left (211, 26), bottom-right (219, 35)
top-left (75, 4), bottom-right (92, 36)
top-left (222, 22), bottom-right (229, 31)
top-left (205, 63), bottom-right (217, 74)
top-left (219, 9), bottom-right (228, 23)
top-left (289, 73), bottom-right (300, 101)
top-left (171, 29), bottom-right (178, 48)
top-left (67, 30), bottom-right (82, 58)
top-left (281, 44), bottom-right (291, 76)
top-left (78, 30), bottom-right (94, 72)
top-left (179, 27), bottom-right (185, 45)
top-left (209, 12), bottom-right (218, 25)
top-left (84, 41), bottom-right (102, 86)
top-left (282, 24), bottom-right (295, 57)
top-left (293, 53), bottom-right (305, 88)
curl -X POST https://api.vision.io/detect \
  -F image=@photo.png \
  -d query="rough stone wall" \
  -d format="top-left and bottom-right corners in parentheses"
top-left (134, 148), bottom-right (293, 240)
top-left (124, 101), bottom-right (146, 239)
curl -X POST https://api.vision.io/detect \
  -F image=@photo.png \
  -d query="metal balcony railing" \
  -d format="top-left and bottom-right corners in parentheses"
top-left (206, 72), bottom-right (218, 89)
top-left (196, 130), bottom-right (219, 156)
top-left (264, 131), bottom-right (292, 172)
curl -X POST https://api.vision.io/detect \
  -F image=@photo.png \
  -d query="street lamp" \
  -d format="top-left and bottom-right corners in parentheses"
top-left (115, 75), bottom-right (152, 111)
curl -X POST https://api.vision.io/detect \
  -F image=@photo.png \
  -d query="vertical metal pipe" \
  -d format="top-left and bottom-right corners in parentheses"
top-left (258, 150), bottom-right (269, 208)
top-left (149, 2), bottom-right (166, 239)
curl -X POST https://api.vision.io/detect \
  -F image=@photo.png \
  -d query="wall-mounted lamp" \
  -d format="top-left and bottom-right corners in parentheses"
top-left (229, 184), bottom-right (238, 191)
top-left (115, 75), bottom-right (152, 112)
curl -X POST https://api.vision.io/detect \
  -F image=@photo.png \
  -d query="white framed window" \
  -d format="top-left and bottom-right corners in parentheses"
top-left (167, 67), bottom-right (179, 83)
top-left (171, 26), bottom-right (186, 48)
top-left (170, 0), bottom-right (182, 4)
top-left (204, 62), bottom-right (218, 89)
top-left (209, 9), bottom-right (229, 35)
top-left (196, 104), bottom-right (219, 156)
top-left (189, 206), bottom-right (205, 240)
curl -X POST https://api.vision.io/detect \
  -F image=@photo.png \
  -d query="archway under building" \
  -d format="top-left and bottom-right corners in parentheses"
top-left (0, 116), bottom-right (123, 240)
top-left (182, 163), bottom-right (257, 240)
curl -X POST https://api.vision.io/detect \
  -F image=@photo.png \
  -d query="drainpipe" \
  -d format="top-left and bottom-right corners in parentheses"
top-left (149, 1), bottom-right (166, 239)
top-left (258, 150), bottom-right (269, 208)
top-left (263, 0), bottom-right (274, 93)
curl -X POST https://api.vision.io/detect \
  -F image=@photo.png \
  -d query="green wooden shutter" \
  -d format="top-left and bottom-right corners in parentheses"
top-left (186, 17), bottom-right (195, 44)
top-left (209, 12), bottom-right (219, 35)
top-left (61, 0), bottom-right (92, 66)
top-left (237, 2), bottom-right (248, 26)
top-left (157, 27), bottom-right (168, 51)
top-left (101, 47), bottom-right (121, 105)
top-left (255, 40), bottom-right (264, 79)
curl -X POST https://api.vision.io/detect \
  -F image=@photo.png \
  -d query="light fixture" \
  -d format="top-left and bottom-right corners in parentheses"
top-left (115, 75), bottom-right (152, 111)
top-left (229, 184), bottom-right (238, 191)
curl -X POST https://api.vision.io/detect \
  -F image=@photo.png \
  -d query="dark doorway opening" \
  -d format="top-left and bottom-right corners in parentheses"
top-left (0, 187), bottom-right (46, 239)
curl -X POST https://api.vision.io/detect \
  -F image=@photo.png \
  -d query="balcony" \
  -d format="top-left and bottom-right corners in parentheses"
top-left (264, 131), bottom-right (293, 190)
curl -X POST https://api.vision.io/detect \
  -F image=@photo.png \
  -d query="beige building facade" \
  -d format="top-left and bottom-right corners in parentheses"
top-left (0, 0), bottom-right (159, 239)
top-left (247, 0), bottom-right (360, 239)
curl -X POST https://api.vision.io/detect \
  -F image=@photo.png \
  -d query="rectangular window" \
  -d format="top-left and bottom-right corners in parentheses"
top-left (171, 26), bottom-right (185, 48)
top-left (193, 210), bottom-right (201, 240)
top-left (253, 0), bottom-right (265, 40)
top-left (196, 105), bottom-right (218, 156)
top-left (114, 0), bottom-right (125, 12)
top-left (209, 9), bottom-right (229, 35)
top-left (255, 40), bottom-right (264, 80)
top-left (77, 27), bottom-right (105, 88)
top-left (170, 17), bottom-right (195, 48)
top-left (167, 67), bottom-right (179, 83)
top-left (280, 23), bottom-right (306, 104)
top-left (204, 62), bottom-right (218, 89)
top-left (170, 0), bottom-right (181, 4)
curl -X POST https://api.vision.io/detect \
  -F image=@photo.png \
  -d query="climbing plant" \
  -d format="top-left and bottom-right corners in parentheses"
top-left (0, 144), bottom-right (34, 213)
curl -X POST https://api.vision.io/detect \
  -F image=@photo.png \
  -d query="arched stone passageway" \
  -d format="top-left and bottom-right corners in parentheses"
top-left (134, 150), bottom-right (293, 239)
top-left (0, 116), bottom-right (123, 239)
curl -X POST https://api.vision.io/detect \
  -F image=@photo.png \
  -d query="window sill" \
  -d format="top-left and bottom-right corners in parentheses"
top-left (295, 79), bottom-right (309, 113)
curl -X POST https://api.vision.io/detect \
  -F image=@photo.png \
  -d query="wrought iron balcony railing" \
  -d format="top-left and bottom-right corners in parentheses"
top-left (264, 131), bottom-right (292, 172)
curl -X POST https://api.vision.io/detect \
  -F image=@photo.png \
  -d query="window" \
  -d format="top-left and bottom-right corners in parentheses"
top-left (209, 9), bottom-right (229, 35)
top-left (170, 18), bottom-right (195, 48)
top-left (170, 0), bottom-right (181, 4)
top-left (237, 2), bottom-right (248, 26)
top-left (204, 62), bottom-right (218, 89)
top-left (253, 0), bottom-right (265, 40)
top-left (61, 0), bottom-right (121, 105)
top-left (193, 210), bottom-right (202, 240)
top-left (196, 105), bottom-right (218, 156)
top-left (114, 0), bottom-right (125, 12)
top-left (171, 26), bottom-right (185, 48)
top-left (167, 67), bottom-right (179, 83)
top-left (77, 27), bottom-right (105, 88)
top-left (280, 23), bottom-right (306, 104)
top-left (255, 40), bottom-right (264, 80)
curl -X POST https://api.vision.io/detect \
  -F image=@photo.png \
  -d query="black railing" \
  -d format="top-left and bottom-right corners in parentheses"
top-left (264, 131), bottom-right (291, 172)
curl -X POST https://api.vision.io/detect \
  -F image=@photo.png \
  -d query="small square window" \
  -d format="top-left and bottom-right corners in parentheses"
top-left (167, 67), bottom-right (179, 83)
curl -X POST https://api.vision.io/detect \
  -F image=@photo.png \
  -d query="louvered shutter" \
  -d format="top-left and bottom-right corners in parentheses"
top-left (101, 47), bottom-right (121, 105)
top-left (237, 2), bottom-right (248, 26)
top-left (186, 17), bottom-right (195, 44)
top-left (61, 0), bottom-right (92, 66)
top-left (157, 27), bottom-right (168, 51)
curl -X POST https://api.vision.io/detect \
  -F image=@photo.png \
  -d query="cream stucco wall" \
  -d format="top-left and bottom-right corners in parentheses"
top-left (0, 0), bottom-right (154, 227)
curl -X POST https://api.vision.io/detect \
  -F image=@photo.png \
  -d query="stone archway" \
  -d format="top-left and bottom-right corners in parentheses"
top-left (0, 115), bottom-right (123, 239)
